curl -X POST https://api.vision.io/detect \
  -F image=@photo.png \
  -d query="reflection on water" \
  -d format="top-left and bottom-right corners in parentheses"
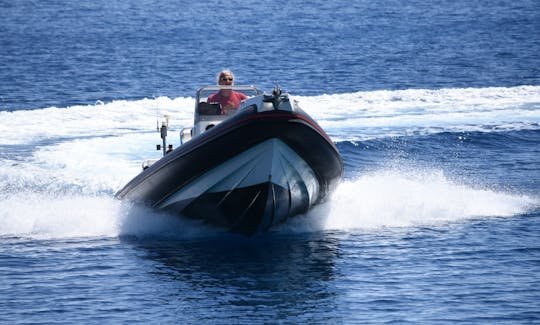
top-left (125, 232), bottom-right (342, 322)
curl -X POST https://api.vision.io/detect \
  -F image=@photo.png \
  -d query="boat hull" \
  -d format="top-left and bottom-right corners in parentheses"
top-left (116, 105), bottom-right (343, 234)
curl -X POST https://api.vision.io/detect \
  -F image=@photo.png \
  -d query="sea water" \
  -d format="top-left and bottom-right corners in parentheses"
top-left (1, 0), bottom-right (539, 323)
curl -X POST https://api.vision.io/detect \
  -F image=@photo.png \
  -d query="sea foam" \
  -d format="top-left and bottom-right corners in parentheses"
top-left (1, 86), bottom-right (539, 239)
top-left (1, 168), bottom-right (536, 240)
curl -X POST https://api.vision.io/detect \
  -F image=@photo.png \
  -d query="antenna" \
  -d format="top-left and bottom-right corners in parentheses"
top-left (154, 95), bottom-right (160, 132)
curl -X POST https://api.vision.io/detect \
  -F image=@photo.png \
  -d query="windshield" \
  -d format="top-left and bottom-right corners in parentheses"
top-left (196, 85), bottom-right (260, 116)
top-left (197, 85), bottom-right (260, 104)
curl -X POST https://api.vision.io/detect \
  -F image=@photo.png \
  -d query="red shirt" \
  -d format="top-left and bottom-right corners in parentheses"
top-left (208, 90), bottom-right (248, 113)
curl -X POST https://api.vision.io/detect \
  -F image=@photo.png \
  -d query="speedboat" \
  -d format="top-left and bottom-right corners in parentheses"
top-left (115, 85), bottom-right (343, 235)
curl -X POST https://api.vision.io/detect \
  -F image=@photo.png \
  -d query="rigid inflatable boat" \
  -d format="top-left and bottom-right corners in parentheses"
top-left (115, 85), bottom-right (343, 234)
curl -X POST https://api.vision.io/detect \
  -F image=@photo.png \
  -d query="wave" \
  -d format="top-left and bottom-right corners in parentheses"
top-left (0, 85), bottom-right (538, 240)
top-left (1, 168), bottom-right (537, 240)
top-left (318, 169), bottom-right (539, 231)
top-left (304, 85), bottom-right (540, 141)
top-left (0, 193), bottom-right (217, 240)
top-left (1, 85), bottom-right (539, 145)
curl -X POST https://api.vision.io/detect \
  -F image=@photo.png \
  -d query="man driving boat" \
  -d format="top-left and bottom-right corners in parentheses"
top-left (208, 69), bottom-right (247, 113)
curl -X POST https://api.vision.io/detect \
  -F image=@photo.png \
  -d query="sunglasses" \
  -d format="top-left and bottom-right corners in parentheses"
top-left (220, 78), bottom-right (233, 81)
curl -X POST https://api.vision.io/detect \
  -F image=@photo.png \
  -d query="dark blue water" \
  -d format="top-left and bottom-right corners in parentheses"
top-left (1, 0), bottom-right (540, 323)
top-left (1, 0), bottom-right (539, 110)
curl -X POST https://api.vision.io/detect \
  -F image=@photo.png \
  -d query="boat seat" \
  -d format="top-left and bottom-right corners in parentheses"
top-left (198, 102), bottom-right (221, 115)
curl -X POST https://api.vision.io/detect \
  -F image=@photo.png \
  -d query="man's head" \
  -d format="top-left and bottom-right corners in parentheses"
top-left (217, 69), bottom-right (235, 86)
